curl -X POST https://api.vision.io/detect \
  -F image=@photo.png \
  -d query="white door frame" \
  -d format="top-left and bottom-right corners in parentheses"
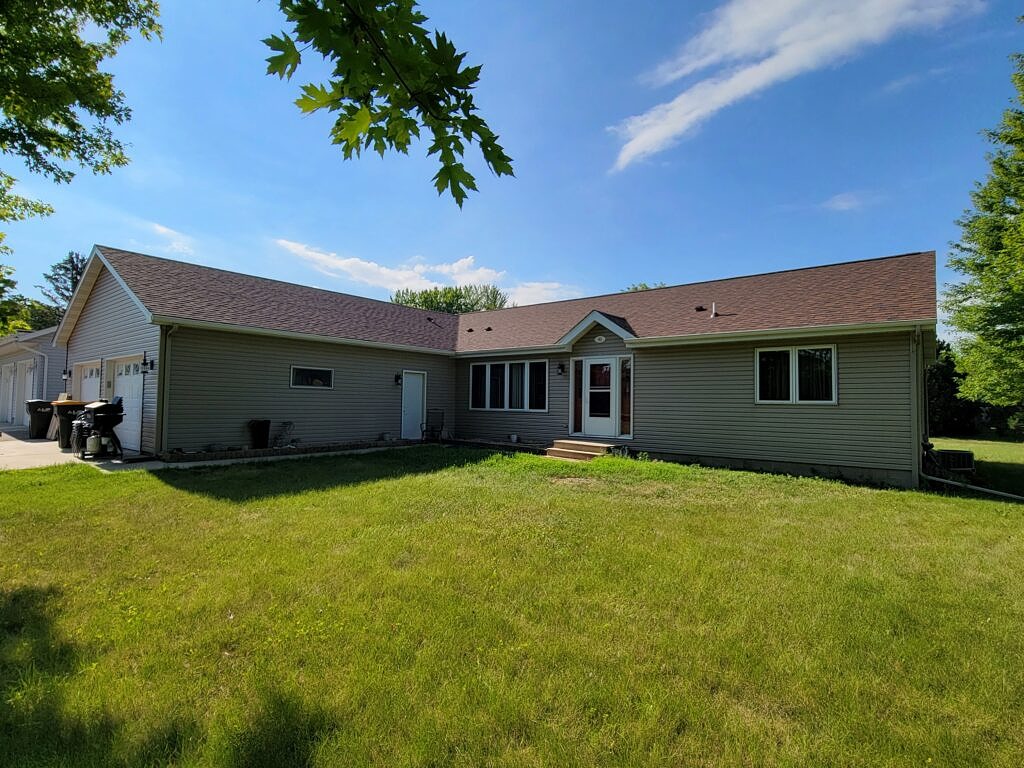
top-left (570, 355), bottom-right (634, 440)
top-left (400, 370), bottom-right (427, 440)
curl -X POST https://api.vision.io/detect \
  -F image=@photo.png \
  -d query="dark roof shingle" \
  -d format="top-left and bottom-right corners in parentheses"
top-left (95, 247), bottom-right (936, 354)
top-left (455, 251), bottom-right (936, 352)
top-left (96, 246), bottom-right (459, 351)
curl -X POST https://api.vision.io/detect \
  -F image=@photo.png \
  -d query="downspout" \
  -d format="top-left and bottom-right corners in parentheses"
top-left (11, 342), bottom-right (48, 401)
top-left (920, 471), bottom-right (1024, 503)
top-left (158, 325), bottom-right (179, 454)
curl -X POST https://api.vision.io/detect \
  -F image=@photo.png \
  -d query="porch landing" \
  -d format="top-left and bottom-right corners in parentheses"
top-left (545, 440), bottom-right (616, 461)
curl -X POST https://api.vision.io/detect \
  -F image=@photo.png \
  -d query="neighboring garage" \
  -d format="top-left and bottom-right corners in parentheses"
top-left (0, 327), bottom-right (62, 428)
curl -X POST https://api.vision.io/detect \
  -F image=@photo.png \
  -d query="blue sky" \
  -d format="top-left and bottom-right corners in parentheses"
top-left (4, 0), bottom-right (1022, 316)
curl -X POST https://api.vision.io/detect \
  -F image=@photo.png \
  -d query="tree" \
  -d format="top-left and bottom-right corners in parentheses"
top-left (944, 46), bottom-right (1024, 407)
top-left (622, 282), bottom-right (667, 292)
top-left (0, 265), bottom-right (29, 335)
top-left (37, 251), bottom-right (87, 311)
top-left (265, 0), bottom-right (513, 206)
top-left (0, 1), bottom-right (161, 254)
top-left (926, 340), bottom-right (982, 436)
top-left (391, 284), bottom-right (510, 313)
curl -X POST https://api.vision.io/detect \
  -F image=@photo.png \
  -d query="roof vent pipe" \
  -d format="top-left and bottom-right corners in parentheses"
top-left (711, 302), bottom-right (718, 318)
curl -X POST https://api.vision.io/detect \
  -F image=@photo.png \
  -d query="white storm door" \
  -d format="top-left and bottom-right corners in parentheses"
top-left (583, 358), bottom-right (617, 437)
top-left (401, 371), bottom-right (426, 440)
top-left (112, 359), bottom-right (144, 451)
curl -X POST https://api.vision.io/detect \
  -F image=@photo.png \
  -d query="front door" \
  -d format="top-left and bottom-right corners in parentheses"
top-left (583, 358), bottom-right (617, 437)
top-left (401, 371), bottom-right (426, 440)
top-left (112, 358), bottom-right (144, 451)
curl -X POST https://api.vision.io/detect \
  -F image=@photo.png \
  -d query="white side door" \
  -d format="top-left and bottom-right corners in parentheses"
top-left (401, 371), bottom-right (426, 440)
top-left (112, 359), bottom-right (144, 451)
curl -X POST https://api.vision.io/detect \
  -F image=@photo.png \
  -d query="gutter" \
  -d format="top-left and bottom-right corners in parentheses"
top-left (625, 319), bottom-right (935, 349)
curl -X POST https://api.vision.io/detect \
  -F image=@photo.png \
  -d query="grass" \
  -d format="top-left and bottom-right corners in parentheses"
top-left (1, 446), bottom-right (1023, 767)
top-left (932, 436), bottom-right (1024, 496)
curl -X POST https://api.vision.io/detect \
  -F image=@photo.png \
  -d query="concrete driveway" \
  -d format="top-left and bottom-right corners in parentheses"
top-left (0, 427), bottom-right (84, 470)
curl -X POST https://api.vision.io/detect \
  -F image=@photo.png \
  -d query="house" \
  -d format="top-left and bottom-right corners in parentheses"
top-left (0, 326), bottom-right (62, 428)
top-left (54, 245), bottom-right (937, 486)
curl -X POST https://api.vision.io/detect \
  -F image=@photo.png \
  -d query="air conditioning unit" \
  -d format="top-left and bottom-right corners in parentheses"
top-left (934, 449), bottom-right (975, 474)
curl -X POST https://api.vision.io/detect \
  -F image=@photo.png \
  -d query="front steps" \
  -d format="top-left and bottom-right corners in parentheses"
top-left (545, 439), bottom-right (615, 461)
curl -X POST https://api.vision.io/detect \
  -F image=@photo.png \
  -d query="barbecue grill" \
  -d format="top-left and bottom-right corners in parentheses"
top-left (71, 397), bottom-right (124, 460)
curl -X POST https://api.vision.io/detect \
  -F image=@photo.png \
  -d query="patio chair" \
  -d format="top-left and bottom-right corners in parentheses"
top-left (421, 409), bottom-right (444, 441)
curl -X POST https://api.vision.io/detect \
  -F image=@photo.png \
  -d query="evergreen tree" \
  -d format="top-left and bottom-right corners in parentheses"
top-left (945, 46), bottom-right (1024, 407)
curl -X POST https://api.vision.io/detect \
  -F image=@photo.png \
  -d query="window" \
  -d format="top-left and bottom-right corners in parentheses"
top-left (528, 362), bottom-right (547, 410)
top-left (619, 357), bottom-right (632, 436)
top-left (755, 345), bottom-right (836, 404)
top-left (470, 364), bottom-right (486, 409)
top-left (469, 360), bottom-right (548, 411)
top-left (291, 366), bottom-right (333, 389)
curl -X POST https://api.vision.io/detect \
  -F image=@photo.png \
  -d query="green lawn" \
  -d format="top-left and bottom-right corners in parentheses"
top-left (932, 436), bottom-right (1024, 496)
top-left (2, 447), bottom-right (1023, 767)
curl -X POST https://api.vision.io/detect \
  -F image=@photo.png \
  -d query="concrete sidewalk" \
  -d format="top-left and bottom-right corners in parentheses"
top-left (0, 428), bottom-right (426, 473)
top-left (0, 428), bottom-right (84, 471)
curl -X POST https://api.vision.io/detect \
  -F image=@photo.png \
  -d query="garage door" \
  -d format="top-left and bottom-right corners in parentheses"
top-left (113, 359), bottom-right (143, 452)
top-left (78, 364), bottom-right (101, 403)
top-left (0, 364), bottom-right (14, 423)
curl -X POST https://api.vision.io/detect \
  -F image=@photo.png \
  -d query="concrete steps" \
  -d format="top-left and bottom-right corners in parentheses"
top-left (545, 439), bottom-right (615, 461)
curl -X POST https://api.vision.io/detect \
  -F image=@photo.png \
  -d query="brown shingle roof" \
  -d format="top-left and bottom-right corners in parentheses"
top-left (95, 247), bottom-right (935, 354)
top-left (96, 246), bottom-right (460, 352)
top-left (455, 251), bottom-right (937, 352)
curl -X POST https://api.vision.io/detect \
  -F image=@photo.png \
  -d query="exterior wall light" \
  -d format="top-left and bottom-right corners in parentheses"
top-left (394, 373), bottom-right (403, 385)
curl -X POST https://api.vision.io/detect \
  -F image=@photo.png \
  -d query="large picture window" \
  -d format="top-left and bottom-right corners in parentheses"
top-left (469, 360), bottom-right (548, 411)
top-left (755, 345), bottom-right (836, 404)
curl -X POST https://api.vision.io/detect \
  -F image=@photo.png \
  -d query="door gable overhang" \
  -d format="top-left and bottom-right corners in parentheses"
top-left (556, 311), bottom-right (637, 347)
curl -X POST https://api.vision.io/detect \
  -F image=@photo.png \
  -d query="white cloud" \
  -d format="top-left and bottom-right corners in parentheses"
top-left (881, 65), bottom-right (951, 94)
top-left (275, 239), bottom-right (438, 290)
top-left (613, 0), bottom-right (980, 170)
top-left (150, 222), bottom-right (194, 255)
top-left (820, 191), bottom-right (867, 211)
top-left (425, 255), bottom-right (506, 285)
top-left (276, 239), bottom-right (580, 305)
top-left (508, 281), bottom-right (584, 306)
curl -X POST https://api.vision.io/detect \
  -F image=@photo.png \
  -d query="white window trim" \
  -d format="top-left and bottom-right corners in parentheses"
top-left (289, 365), bottom-right (335, 390)
top-left (569, 354), bottom-right (635, 439)
top-left (468, 360), bottom-right (549, 413)
top-left (754, 344), bottom-right (837, 405)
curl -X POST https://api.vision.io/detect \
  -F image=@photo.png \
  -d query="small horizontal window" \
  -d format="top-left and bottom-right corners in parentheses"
top-left (291, 366), bottom-right (333, 389)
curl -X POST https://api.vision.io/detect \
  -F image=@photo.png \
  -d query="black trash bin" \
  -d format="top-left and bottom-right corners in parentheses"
top-left (248, 419), bottom-right (271, 449)
top-left (25, 399), bottom-right (54, 439)
top-left (53, 401), bottom-right (88, 450)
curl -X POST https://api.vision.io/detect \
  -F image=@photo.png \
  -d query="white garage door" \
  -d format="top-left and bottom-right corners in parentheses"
top-left (0, 364), bottom-right (14, 423)
top-left (78, 364), bottom-right (101, 403)
top-left (113, 359), bottom-right (143, 452)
